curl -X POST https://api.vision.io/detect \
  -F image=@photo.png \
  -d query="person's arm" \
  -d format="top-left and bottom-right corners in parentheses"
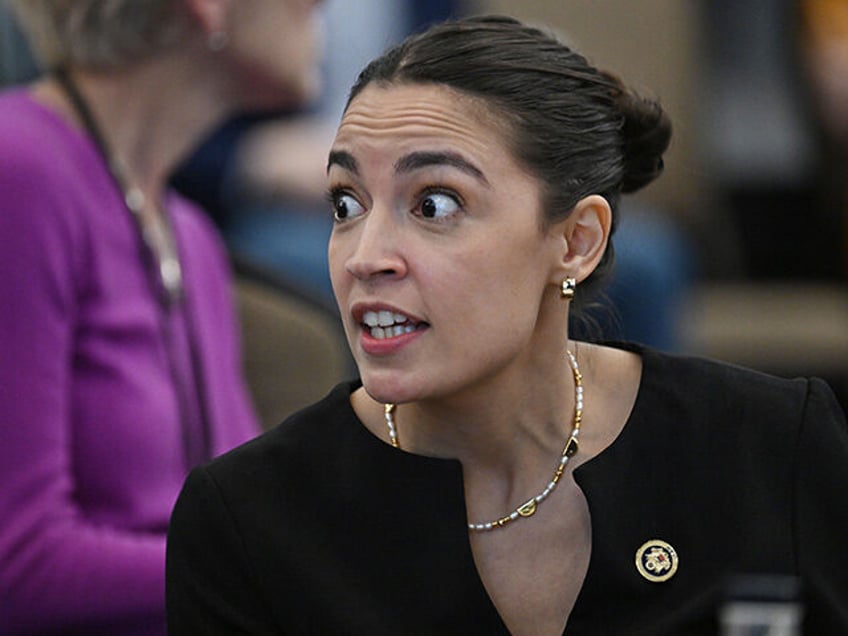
top-left (795, 378), bottom-right (848, 632)
top-left (166, 466), bottom-right (279, 634)
top-left (0, 153), bottom-right (165, 633)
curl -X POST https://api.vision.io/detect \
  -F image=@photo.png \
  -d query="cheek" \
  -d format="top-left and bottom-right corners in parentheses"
top-left (244, 10), bottom-right (320, 79)
top-left (465, 230), bottom-right (550, 287)
top-left (327, 236), bottom-right (345, 289)
top-left (430, 246), bottom-right (545, 326)
top-left (327, 232), bottom-right (359, 315)
top-left (467, 245), bottom-right (552, 334)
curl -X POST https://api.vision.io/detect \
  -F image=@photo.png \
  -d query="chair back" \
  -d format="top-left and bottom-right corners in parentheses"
top-left (233, 258), bottom-right (353, 429)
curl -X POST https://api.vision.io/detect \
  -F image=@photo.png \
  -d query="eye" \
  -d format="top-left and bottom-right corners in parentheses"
top-left (414, 190), bottom-right (461, 220)
top-left (329, 190), bottom-right (366, 222)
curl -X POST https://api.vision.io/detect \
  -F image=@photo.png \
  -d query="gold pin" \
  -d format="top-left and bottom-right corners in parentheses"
top-left (635, 539), bottom-right (679, 582)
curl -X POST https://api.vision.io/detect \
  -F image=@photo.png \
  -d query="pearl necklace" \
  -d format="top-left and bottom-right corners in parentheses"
top-left (383, 350), bottom-right (583, 532)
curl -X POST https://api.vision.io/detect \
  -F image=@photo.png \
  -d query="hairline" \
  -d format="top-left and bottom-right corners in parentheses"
top-left (345, 77), bottom-right (560, 231)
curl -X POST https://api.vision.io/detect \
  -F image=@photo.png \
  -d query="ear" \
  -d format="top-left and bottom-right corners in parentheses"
top-left (183, 0), bottom-right (232, 35)
top-left (550, 194), bottom-right (612, 286)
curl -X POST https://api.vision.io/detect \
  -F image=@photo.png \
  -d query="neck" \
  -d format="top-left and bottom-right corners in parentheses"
top-left (390, 339), bottom-right (580, 473)
top-left (373, 341), bottom-right (584, 531)
top-left (39, 55), bottom-right (235, 204)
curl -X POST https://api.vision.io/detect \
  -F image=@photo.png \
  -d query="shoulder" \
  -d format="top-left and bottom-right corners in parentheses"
top-left (0, 91), bottom-right (97, 288)
top-left (0, 89), bottom-right (99, 222)
top-left (177, 381), bottom-right (367, 530)
top-left (200, 381), bottom-right (362, 490)
top-left (594, 341), bottom-right (817, 424)
top-left (0, 90), bottom-right (75, 172)
top-left (0, 89), bottom-right (44, 139)
top-left (585, 345), bottom-right (846, 518)
top-left (168, 192), bottom-right (221, 243)
top-left (595, 342), bottom-right (837, 463)
top-left (632, 343), bottom-right (813, 417)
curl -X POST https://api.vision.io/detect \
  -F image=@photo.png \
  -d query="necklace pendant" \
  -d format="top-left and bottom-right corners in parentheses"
top-left (517, 498), bottom-right (538, 517)
top-left (386, 349), bottom-right (582, 532)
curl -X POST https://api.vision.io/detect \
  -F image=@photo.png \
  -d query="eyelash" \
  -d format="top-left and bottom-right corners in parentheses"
top-left (324, 185), bottom-right (344, 207)
top-left (325, 184), bottom-right (465, 223)
top-left (413, 185), bottom-right (464, 221)
top-left (324, 185), bottom-right (347, 204)
top-left (325, 185), bottom-right (361, 223)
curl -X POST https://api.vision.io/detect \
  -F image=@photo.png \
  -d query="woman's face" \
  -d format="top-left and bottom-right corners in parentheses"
top-left (327, 83), bottom-right (568, 406)
top-left (226, 0), bottom-right (324, 109)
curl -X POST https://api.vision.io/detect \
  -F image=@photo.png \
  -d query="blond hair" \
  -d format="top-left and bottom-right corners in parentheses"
top-left (6, 0), bottom-right (192, 69)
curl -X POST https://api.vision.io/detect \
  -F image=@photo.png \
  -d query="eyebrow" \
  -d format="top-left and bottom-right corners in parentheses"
top-left (394, 151), bottom-right (489, 185)
top-left (327, 149), bottom-right (489, 186)
top-left (327, 150), bottom-right (358, 175)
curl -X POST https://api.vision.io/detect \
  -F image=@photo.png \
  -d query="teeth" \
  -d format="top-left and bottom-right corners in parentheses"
top-left (368, 323), bottom-right (418, 340)
top-left (362, 310), bottom-right (411, 328)
top-left (361, 309), bottom-right (421, 339)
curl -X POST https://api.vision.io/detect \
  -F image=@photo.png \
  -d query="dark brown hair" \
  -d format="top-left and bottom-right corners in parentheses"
top-left (346, 15), bottom-right (672, 300)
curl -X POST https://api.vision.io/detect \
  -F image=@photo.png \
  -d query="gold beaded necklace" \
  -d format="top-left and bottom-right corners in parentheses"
top-left (383, 349), bottom-right (583, 532)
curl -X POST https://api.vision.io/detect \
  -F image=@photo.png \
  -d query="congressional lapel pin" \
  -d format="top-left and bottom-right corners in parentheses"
top-left (635, 539), bottom-right (679, 582)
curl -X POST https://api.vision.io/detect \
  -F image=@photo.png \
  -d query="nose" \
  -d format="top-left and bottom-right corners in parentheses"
top-left (343, 208), bottom-right (407, 282)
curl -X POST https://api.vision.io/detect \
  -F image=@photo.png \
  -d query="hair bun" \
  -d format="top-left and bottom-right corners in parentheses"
top-left (612, 82), bottom-right (672, 194)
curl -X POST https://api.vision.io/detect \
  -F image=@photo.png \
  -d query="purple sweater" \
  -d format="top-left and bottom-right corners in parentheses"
top-left (0, 90), bottom-right (260, 635)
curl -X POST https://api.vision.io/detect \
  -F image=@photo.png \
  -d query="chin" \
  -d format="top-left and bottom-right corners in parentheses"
top-left (361, 380), bottom-right (401, 407)
top-left (274, 66), bottom-right (322, 107)
top-left (360, 372), bottom-right (422, 407)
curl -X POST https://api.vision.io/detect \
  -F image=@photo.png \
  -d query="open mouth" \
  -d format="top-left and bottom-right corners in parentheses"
top-left (362, 310), bottom-right (427, 340)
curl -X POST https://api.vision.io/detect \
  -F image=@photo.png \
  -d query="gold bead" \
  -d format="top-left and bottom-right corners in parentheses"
top-left (384, 347), bottom-right (584, 532)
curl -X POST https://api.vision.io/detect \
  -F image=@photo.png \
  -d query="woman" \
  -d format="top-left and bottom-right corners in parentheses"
top-left (166, 15), bottom-right (848, 635)
top-left (0, 0), bottom-right (323, 634)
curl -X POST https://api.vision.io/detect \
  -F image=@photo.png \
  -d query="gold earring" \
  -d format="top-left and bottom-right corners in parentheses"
top-left (561, 277), bottom-right (576, 300)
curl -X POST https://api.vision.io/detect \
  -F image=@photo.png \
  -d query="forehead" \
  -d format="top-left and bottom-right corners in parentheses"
top-left (332, 83), bottom-right (514, 164)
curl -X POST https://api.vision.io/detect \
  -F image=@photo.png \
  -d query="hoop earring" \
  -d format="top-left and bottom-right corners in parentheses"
top-left (560, 277), bottom-right (577, 300)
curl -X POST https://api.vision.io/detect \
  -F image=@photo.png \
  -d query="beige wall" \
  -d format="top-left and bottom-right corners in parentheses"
top-left (467, 1), bottom-right (704, 219)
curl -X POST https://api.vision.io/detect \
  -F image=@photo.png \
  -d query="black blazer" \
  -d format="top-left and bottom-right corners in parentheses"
top-left (166, 345), bottom-right (848, 634)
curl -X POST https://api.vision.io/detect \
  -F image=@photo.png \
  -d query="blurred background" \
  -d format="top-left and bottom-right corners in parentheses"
top-left (3, 0), bottom-right (846, 412)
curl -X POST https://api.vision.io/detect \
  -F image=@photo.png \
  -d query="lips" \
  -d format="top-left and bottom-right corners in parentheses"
top-left (362, 310), bottom-right (425, 340)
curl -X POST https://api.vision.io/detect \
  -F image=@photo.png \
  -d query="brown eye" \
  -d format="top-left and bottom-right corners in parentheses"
top-left (417, 192), bottom-right (460, 220)
top-left (422, 198), bottom-right (437, 218)
top-left (332, 193), bottom-right (365, 221)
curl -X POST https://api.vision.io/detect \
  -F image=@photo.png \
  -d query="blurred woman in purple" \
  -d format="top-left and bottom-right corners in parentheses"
top-left (0, 0), bottom-right (324, 633)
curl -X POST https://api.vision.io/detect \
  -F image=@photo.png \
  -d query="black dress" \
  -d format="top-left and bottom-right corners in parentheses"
top-left (166, 345), bottom-right (848, 635)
